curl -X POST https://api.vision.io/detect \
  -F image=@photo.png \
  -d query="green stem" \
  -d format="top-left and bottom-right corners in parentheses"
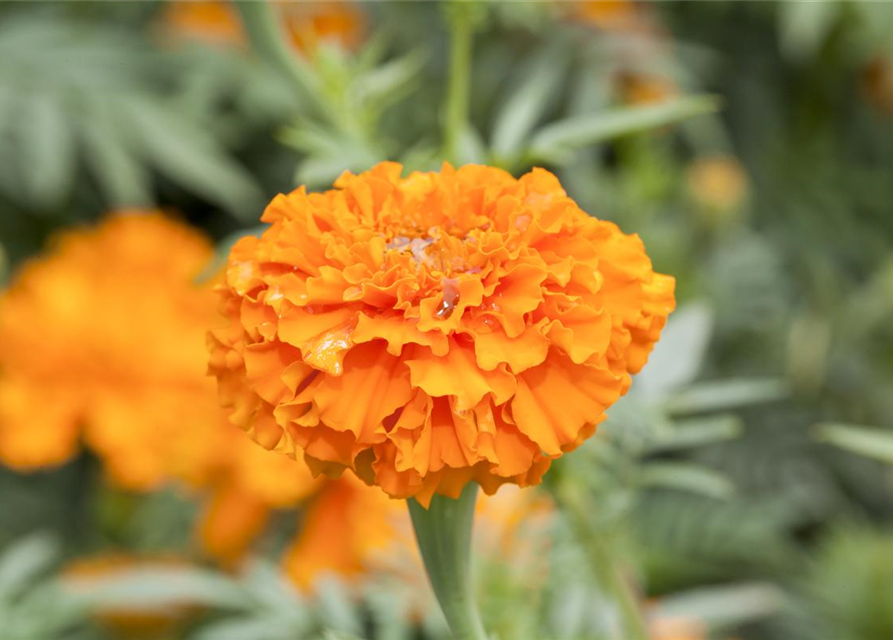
top-left (442, 3), bottom-right (475, 164)
top-left (233, 1), bottom-right (326, 118)
top-left (556, 481), bottom-right (649, 640)
top-left (408, 484), bottom-right (488, 640)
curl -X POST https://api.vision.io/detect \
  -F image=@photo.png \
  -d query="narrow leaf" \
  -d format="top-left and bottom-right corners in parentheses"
top-left (64, 566), bottom-right (246, 611)
top-left (0, 534), bottom-right (58, 600)
top-left (120, 98), bottom-right (264, 219)
top-left (491, 47), bottom-right (566, 161)
top-left (18, 93), bottom-right (75, 209)
top-left (665, 378), bottom-right (789, 415)
top-left (79, 105), bottom-right (153, 208)
top-left (815, 423), bottom-right (893, 465)
top-left (654, 582), bottom-right (785, 631)
top-left (529, 95), bottom-right (719, 161)
top-left (642, 415), bottom-right (743, 455)
top-left (639, 462), bottom-right (735, 499)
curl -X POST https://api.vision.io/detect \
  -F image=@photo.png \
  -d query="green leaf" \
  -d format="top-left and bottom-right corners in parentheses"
top-left (635, 303), bottom-right (714, 398)
top-left (815, 423), bottom-right (893, 465)
top-left (457, 124), bottom-right (488, 165)
top-left (491, 46), bottom-right (567, 163)
top-left (642, 415), bottom-right (743, 455)
top-left (528, 95), bottom-right (720, 162)
top-left (664, 378), bottom-right (789, 415)
top-left (0, 534), bottom-right (58, 601)
top-left (192, 617), bottom-right (306, 640)
top-left (639, 462), bottom-right (735, 499)
top-left (78, 103), bottom-right (153, 208)
top-left (18, 93), bottom-right (75, 209)
top-left (778, 1), bottom-right (840, 62)
top-left (654, 582), bottom-right (785, 631)
top-left (315, 578), bottom-right (364, 637)
top-left (322, 630), bottom-right (367, 640)
top-left (119, 98), bottom-right (265, 219)
top-left (64, 566), bottom-right (246, 611)
top-left (353, 50), bottom-right (427, 112)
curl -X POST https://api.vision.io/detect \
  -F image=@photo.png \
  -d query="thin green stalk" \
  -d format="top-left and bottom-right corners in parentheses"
top-left (408, 484), bottom-right (488, 640)
top-left (442, 3), bottom-right (475, 164)
top-left (556, 481), bottom-right (649, 640)
top-left (233, 1), bottom-right (326, 118)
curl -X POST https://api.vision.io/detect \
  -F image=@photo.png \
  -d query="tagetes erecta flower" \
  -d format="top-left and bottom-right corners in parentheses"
top-left (686, 155), bottom-right (748, 214)
top-left (197, 439), bottom-right (322, 566)
top-left (571, 0), bottom-right (641, 32)
top-left (0, 212), bottom-right (401, 588)
top-left (162, 0), bottom-right (364, 55)
top-left (209, 162), bottom-right (675, 506)
top-left (284, 473), bottom-right (400, 588)
top-left (0, 213), bottom-right (225, 489)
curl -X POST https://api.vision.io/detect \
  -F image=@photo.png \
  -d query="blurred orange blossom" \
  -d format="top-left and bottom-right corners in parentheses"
top-left (0, 212), bottom-right (224, 487)
top-left (0, 212), bottom-right (399, 589)
top-left (208, 162), bottom-right (675, 506)
top-left (161, 0), bottom-right (365, 55)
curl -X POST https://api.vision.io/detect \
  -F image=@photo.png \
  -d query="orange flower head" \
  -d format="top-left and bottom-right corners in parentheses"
top-left (161, 1), bottom-right (364, 55)
top-left (208, 163), bottom-right (675, 505)
top-left (0, 212), bottom-right (229, 490)
top-left (572, 0), bottom-right (641, 32)
top-left (686, 155), bottom-right (748, 215)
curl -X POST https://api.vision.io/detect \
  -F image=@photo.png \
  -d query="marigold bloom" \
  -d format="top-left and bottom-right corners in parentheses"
top-left (209, 163), bottom-right (675, 505)
top-left (571, 0), bottom-right (642, 32)
top-left (0, 212), bottom-right (400, 588)
top-left (0, 212), bottom-right (225, 489)
top-left (686, 155), bottom-right (748, 214)
top-left (284, 473), bottom-right (401, 588)
top-left (161, 1), bottom-right (364, 54)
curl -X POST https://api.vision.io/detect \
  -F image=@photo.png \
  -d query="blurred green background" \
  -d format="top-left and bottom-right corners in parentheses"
top-left (2, 2), bottom-right (893, 640)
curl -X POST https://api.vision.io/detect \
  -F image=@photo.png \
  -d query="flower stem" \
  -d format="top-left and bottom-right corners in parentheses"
top-left (442, 2), bottom-right (475, 164)
top-left (556, 481), bottom-right (649, 640)
top-left (408, 484), bottom-right (488, 640)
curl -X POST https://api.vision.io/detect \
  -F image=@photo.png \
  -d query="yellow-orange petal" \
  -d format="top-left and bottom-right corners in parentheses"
top-left (406, 339), bottom-right (516, 411)
top-left (512, 354), bottom-right (622, 455)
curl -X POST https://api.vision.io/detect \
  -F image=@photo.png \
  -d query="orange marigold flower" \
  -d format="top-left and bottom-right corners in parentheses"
top-left (161, 1), bottom-right (365, 55)
top-left (686, 155), bottom-right (749, 215)
top-left (0, 211), bottom-right (401, 588)
top-left (0, 212), bottom-right (227, 489)
top-left (571, 0), bottom-right (642, 32)
top-left (209, 162), bottom-right (675, 506)
top-left (197, 438), bottom-right (322, 565)
top-left (284, 473), bottom-right (402, 589)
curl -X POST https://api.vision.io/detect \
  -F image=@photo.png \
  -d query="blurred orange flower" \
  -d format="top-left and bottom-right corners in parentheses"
top-left (862, 55), bottom-right (893, 117)
top-left (284, 473), bottom-right (401, 588)
top-left (649, 615), bottom-right (707, 640)
top-left (209, 162), bottom-right (675, 506)
top-left (686, 155), bottom-right (749, 214)
top-left (618, 71), bottom-right (678, 106)
top-left (161, 0), bottom-right (364, 55)
top-left (571, 0), bottom-right (642, 33)
top-left (0, 212), bottom-right (226, 489)
top-left (0, 212), bottom-right (399, 589)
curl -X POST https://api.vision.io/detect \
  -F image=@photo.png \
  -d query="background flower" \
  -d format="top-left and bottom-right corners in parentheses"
top-left (0, 211), bottom-right (402, 594)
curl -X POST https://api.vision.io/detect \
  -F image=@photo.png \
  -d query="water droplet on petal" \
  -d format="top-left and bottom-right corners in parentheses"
top-left (344, 286), bottom-right (363, 301)
top-left (435, 278), bottom-right (460, 319)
